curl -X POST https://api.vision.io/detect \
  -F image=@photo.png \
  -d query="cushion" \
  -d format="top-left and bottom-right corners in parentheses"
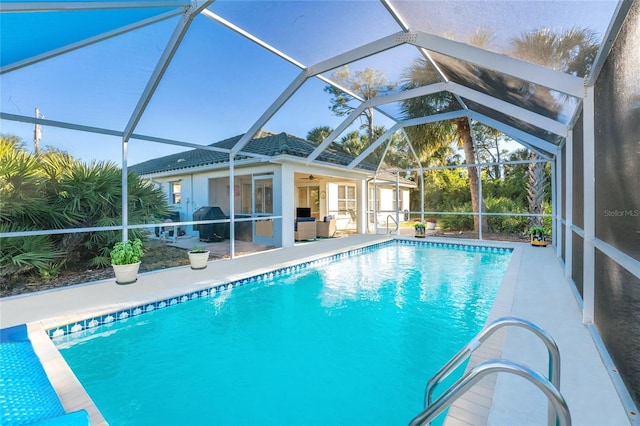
top-left (296, 217), bottom-right (316, 222)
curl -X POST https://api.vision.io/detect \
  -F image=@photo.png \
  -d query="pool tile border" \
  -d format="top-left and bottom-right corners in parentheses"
top-left (47, 239), bottom-right (513, 341)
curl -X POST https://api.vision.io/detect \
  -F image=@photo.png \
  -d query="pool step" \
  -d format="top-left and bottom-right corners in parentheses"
top-left (408, 317), bottom-right (571, 426)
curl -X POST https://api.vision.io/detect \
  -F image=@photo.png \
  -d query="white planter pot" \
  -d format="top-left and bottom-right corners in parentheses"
top-left (188, 251), bottom-right (210, 270)
top-left (112, 262), bottom-right (141, 284)
top-left (426, 222), bottom-right (436, 230)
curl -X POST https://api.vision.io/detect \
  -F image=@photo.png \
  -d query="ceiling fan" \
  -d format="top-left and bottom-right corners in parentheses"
top-left (305, 174), bottom-right (321, 181)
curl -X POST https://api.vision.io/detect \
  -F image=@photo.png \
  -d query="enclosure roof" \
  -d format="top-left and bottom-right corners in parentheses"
top-left (0, 1), bottom-right (631, 169)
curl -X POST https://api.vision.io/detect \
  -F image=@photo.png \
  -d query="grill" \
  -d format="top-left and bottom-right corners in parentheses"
top-left (193, 206), bottom-right (227, 242)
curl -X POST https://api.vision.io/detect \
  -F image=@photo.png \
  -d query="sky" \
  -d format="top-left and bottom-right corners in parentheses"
top-left (0, 0), bottom-right (619, 166)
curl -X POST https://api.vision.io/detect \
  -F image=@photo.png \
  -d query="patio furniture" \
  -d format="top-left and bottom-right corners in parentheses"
top-left (294, 217), bottom-right (316, 241)
top-left (255, 219), bottom-right (273, 237)
top-left (347, 209), bottom-right (357, 228)
top-left (316, 215), bottom-right (336, 238)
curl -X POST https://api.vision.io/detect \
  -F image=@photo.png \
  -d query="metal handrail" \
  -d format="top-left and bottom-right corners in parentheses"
top-left (409, 359), bottom-right (571, 426)
top-left (425, 317), bottom-right (560, 426)
top-left (386, 214), bottom-right (398, 235)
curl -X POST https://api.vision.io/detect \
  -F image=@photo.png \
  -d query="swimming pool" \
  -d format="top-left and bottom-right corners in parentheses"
top-left (54, 241), bottom-right (511, 425)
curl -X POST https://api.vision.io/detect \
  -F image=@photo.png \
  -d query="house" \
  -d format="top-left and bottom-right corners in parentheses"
top-left (130, 131), bottom-right (415, 247)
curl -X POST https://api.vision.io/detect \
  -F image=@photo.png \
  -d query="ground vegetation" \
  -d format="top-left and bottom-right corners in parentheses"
top-left (1, 239), bottom-right (192, 297)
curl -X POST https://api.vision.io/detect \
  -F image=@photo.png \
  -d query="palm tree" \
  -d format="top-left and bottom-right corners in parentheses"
top-left (510, 27), bottom-right (599, 228)
top-left (400, 59), bottom-right (484, 231)
top-left (306, 126), bottom-right (334, 144)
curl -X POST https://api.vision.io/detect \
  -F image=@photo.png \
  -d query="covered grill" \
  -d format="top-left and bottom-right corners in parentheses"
top-left (193, 206), bottom-right (227, 242)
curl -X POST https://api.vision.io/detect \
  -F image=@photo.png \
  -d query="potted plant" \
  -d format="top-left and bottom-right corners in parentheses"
top-left (110, 238), bottom-right (144, 284)
top-left (188, 245), bottom-right (210, 270)
top-left (529, 227), bottom-right (548, 247)
top-left (426, 217), bottom-right (437, 230)
top-left (414, 221), bottom-right (426, 238)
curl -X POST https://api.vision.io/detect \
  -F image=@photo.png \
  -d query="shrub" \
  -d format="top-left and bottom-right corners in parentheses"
top-left (439, 203), bottom-right (475, 231)
top-left (1, 136), bottom-right (170, 276)
top-left (484, 197), bottom-right (528, 234)
top-left (0, 229), bottom-right (64, 280)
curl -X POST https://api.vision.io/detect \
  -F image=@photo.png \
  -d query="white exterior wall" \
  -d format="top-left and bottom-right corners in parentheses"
top-left (378, 188), bottom-right (395, 213)
top-left (401, 190), bottom-right (410, 213)
top-left (151, 164), bottom-right (280, 237)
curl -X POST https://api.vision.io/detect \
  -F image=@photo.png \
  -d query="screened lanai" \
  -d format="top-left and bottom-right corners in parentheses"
top-left (1, 0), bottom-right (639, 421)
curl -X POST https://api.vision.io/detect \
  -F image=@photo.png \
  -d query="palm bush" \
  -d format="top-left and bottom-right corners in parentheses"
top-left (0, 135), bottom-right (171, 285)
top-left (484, 197), bottom-right (529, 234)
top-left (0, 224), bottom-right (64, 280)
top-left (440, 203), bottom-right (475, 231)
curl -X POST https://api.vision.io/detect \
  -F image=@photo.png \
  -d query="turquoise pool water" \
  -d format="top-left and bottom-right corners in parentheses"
top-left (56, 242), bottom-right (511, 425)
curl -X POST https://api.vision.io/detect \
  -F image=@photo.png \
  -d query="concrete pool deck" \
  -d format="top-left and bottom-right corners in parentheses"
top-left (0, 234), bottom-right (634, 425)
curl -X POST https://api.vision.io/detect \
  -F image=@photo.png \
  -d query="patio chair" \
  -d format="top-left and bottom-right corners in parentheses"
top-left (294, 217), bottom-right (316, 241)
top-left (347, 209), bottom-right (356, 228)
top-left (316, 215), bottom-right (336, 238)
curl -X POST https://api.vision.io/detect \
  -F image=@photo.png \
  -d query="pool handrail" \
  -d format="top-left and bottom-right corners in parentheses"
top-left (386, 214), bottom-right (398, 235)
top-left (424, 316), bottom-right (561, 426)
top-left (409, 359), bottom-right (571, 426)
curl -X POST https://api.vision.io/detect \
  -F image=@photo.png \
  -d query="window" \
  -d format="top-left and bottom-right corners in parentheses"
top-left (170, 181), bottom-right (181, 204)
top-left (254, 177), bottom-right (272, 214)
top-left (337, 184), bottom-right (356, 213)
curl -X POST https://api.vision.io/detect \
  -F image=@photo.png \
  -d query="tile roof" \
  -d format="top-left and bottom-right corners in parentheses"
top-left (129, 131), bottom-right (375, 175)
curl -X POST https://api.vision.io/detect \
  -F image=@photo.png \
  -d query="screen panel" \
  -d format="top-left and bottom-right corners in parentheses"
top-left (572, 114), bottom-right (584, 229)
top-left (429, 52), bottom-right (572, 123)
top-left (561, 223), bottom-right (566, 262)
top-left (591, 0), bottom-right (640, 411)
top-left (595, 250), bottom-right (640, 407)
top-left (572, 232), bottom-right (584, 298)
top-left (594, 1), bottom-right (640, 262)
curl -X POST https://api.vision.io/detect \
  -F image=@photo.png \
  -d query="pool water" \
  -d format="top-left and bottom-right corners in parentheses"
top-left (57, 243), bottom-right (511, 425)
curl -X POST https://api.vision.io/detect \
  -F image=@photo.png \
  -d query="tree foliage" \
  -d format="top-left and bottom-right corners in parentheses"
top-left (398, 27), bottom-right (598, 233)
top-left (306, 126), bottom-right (333, 144)
top-left (400, 58), bottom-right (484, 231)
top-left (324, 66), bottom-right (395, 144)
top-left (509, 27), bottom-right (598, 227)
